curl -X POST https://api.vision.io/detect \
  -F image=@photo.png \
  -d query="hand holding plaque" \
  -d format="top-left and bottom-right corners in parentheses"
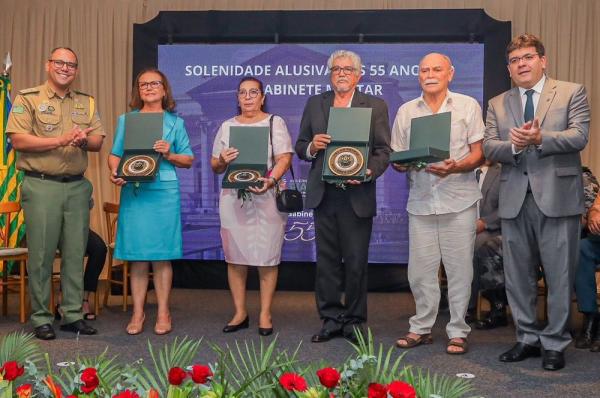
top-left (322, 107), bottom-right (372, 182)
top-left (116, 112), bottom-right (164, 182)
top-left (221, 126), bottom-right (269, 189)
top-left (390, 112), bottom-right (451, 169)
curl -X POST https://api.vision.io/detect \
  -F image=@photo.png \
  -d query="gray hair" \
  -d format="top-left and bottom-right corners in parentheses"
top-left (327, 50), bottom-right (362, 75)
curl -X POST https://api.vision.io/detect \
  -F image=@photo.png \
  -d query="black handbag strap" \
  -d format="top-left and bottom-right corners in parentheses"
top-left (269, 115), bottom-right (298, 190)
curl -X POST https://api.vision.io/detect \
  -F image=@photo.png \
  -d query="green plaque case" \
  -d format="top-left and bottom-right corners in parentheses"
top-left (322, 107), bottom-right (372, 182)
top-left (222, 126), bottom-right (269, 189)
top-left (116, 112), bottom-right (163, 182)
top-left (389, 111), bottom-right (451, 165)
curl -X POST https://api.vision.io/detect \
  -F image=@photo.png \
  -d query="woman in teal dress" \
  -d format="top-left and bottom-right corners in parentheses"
top-left (108, 68), bottom-right (194, 335)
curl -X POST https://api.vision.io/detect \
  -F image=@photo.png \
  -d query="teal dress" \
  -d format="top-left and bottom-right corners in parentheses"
top-left (111, 111), bottom-right (193, 260)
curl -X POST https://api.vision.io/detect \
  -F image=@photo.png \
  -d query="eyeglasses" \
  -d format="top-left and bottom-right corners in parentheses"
top-left (330, 66), bottom-right (356, 75)
top-left (507, 53), bottom-right (539, 66)
top-left (49, 59), bottom-right (78, 70)
top-left (139, 81), bottom-right (163, 90)
top-left (238, 88), bottom-right (261, 98)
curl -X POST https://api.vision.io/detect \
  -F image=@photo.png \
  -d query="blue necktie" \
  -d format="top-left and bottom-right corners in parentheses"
top-left (524, 89), bottom-right (535, 122)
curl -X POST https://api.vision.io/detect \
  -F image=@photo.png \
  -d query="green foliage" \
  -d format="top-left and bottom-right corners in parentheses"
top-left (209, 335), bottom-right (299, 397)
top-left (0, 331), bottom-right (42, 366)
top-left (137, 336), bottom-right (202, 393)
top-left (335, 327), bottom-right (408, 396)
top-left (53, 349), bottom-right (125, 396)
top-left (0, 330), bottom-right (475, 398)
top-left (349, 327), bottom-right (408, 383)
top-left (404, 367), bottom-right (474, 398)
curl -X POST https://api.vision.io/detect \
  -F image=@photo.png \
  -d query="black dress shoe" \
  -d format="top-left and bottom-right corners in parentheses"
top-left (499, 342), bottom-right (541, 362)
top-left (34, 324), bottom-right (56, 340)
top-left (222, 316), bottom-right (249, 333)
top-left (542, 350), bottom-right (565, 371)
top-left (575, 313), bottom-right (598, 349)
top-left (474, 314), bottom-right (508, 330)
top-left (59, 319), bottom-right (97, 335)
top-left (258, 327), bottom-right (273, 336)
top-left (311, 328), bottom-right (342, 343)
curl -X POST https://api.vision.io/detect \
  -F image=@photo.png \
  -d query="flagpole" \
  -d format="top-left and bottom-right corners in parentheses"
top-left (0, 53), bottom-right (10, 168)
top-left (2, 52), bottom-right (12, 77)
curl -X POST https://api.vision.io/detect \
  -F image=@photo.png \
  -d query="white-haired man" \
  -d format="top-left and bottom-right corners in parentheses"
top-left (295, 50), bottom-right (391, 343)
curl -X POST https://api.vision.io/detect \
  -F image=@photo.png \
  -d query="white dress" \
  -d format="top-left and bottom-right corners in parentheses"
top-left (212, 114), bottom-right (293, 266)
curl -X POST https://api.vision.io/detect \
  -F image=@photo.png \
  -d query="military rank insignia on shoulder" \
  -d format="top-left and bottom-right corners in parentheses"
top-left (18, 87), bottom-right (40, 95)
top-left (74, 90), bottom-right (92, 97)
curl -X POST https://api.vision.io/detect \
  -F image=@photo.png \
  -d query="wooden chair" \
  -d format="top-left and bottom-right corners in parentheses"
top-left (102, 202), bottom-right (129, 311)
top-left (0, 201), bottom-right (28, 323)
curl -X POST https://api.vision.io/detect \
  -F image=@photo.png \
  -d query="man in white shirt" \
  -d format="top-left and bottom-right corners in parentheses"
top-left (392, 52), bottom-right (484, 355)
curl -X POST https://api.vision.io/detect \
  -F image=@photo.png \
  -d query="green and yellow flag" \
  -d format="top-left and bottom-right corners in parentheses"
top-left (0, 62), bottom-right (25, 275)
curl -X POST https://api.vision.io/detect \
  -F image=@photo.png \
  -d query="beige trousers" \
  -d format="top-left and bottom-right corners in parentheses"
top-left (407, 205), bottom-right (476, 339)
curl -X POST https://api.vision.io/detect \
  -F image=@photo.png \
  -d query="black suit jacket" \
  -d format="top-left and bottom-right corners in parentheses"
top-left (480, 163), bottom-right (501, 233)
top-left (295, 90), bottom-right (391, 218)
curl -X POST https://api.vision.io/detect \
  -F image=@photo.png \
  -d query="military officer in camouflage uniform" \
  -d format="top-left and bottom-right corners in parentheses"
top-left (6, 47), bottom-right (104, 340)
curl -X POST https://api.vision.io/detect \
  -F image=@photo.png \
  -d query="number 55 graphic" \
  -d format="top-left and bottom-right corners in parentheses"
top-left (284, 221), bottom-right (315, 242)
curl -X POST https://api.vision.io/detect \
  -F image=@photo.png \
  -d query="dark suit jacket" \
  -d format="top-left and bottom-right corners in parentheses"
top-left (480, 163), bottom-right (501, 233)
top-left (484, 78), bottom-right (590, 218)
top-left (295, 90), bottom-right (391, 218)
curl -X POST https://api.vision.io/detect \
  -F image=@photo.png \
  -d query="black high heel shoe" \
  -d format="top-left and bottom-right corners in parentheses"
top-left (222, 316), bottom-right (249, 333)
top-left (258, 327), bottom-right (273, 336)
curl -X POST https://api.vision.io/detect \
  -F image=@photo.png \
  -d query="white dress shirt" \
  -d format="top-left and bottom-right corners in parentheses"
top-left (512, 75), bottom-right (546, 154)
top-left (391, 90), bottom-right (484, 215)
top-left (519, 74), bottom-right (546, 115)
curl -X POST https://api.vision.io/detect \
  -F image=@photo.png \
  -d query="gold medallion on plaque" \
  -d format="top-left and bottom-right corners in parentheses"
top-left (122, 155), bottom-right (157, 177)
top-left (227, 169), bottom-right (262, 183)
top-left (328, 146), bottom-right (364, 176)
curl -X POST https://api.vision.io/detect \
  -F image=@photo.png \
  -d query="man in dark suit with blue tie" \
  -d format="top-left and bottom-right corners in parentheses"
top-left (295, 50), bottom-right (391, 343)
top-left (484, 34), bottom-right (590, 370)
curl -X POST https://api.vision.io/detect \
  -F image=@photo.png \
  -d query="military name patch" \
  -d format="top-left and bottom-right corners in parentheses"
top-left (12, 105), bottom-right (24, 114)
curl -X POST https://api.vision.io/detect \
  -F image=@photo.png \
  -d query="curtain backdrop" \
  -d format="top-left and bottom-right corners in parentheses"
top-left (1, 0), bottom-right (598, 238)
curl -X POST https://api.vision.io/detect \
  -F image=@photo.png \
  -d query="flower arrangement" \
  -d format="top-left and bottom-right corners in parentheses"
top-left (0, 330), bottom-right (473, 398)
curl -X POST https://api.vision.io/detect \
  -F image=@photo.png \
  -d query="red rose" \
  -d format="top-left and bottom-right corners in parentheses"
top-left (368, 383), bottom-right (388, 398)
top-left (388, 381), bottom-right (417, 398)
top-left (168, 367), bottom-right (187, 385)
top-left (279, 372), bottom-right (308, 392)
top-left (387, 381), bottom-right (416, 398)
top-left (1, 361), bottom-right (24, 381)
top-left (80, 367), bottom-right (99, 393)
top-left (189, 364), bottom-right (213, 384)
top-left (15, 384), bottom-right (32, 398)
top-left (112, 389), bottom-right (141, 398)
top-left (316, 367), bottom-right (341, 389)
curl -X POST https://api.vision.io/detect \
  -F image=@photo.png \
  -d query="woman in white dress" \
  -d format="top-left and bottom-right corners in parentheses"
top-left (211, 77), bottom-right (293, 336)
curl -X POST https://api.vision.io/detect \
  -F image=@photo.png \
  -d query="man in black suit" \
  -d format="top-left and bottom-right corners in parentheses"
top-left (469, 161), bottom-right (507, 329)
top-left (295, 49), bottom-right (391, 343)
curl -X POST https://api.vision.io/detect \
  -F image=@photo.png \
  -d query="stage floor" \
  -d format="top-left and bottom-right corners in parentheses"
top-left (0, 288), bottom-right (598, 397)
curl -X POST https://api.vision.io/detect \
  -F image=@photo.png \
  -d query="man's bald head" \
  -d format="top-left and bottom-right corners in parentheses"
top-left (418, 52), bottom-right (455, 97)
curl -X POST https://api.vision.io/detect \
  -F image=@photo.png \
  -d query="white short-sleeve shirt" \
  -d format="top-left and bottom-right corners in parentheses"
top-left (391, 90), bottom-right (484, 215)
